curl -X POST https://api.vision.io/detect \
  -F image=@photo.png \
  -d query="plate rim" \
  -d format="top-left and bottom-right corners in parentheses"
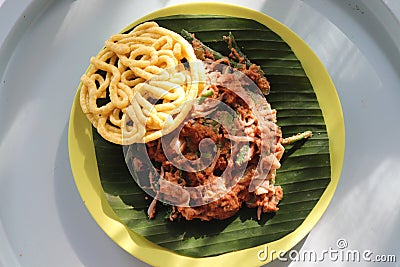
top-left (68, 2), bottom-right (345, 266)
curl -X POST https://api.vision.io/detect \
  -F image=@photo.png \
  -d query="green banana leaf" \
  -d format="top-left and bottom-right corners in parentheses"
top-left (94, 15), bottom-right (330, 258)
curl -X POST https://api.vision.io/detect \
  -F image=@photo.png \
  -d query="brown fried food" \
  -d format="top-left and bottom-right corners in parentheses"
top-left (142, 85), bottom-right (284, 221)
top-left (80, 22), bottom-right (205, 144)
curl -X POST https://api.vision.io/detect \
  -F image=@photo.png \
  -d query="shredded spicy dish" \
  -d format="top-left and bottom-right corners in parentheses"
top-left (145, 86), bottom-right (284, 221)
top-left (127, 30), bottom-right (312, 221)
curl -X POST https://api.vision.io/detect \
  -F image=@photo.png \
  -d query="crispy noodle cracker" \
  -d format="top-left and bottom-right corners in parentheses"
top-left (80, 22), bottom-right (205, 144)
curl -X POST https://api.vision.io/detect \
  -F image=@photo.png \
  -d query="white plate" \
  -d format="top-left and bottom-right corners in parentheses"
top-left (1, 1), bottom-right (399, 266)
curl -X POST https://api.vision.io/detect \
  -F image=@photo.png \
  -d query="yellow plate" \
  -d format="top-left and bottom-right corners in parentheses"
top-left (68, 3), bottom-right (345, 266)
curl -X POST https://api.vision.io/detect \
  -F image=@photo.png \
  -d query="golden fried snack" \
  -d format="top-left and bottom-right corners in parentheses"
top-left (80, 21), bottom-right (205, 144)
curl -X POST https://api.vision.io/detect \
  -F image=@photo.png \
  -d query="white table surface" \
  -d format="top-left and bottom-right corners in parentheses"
top-left (1, 0), bottom-right (400, 266)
